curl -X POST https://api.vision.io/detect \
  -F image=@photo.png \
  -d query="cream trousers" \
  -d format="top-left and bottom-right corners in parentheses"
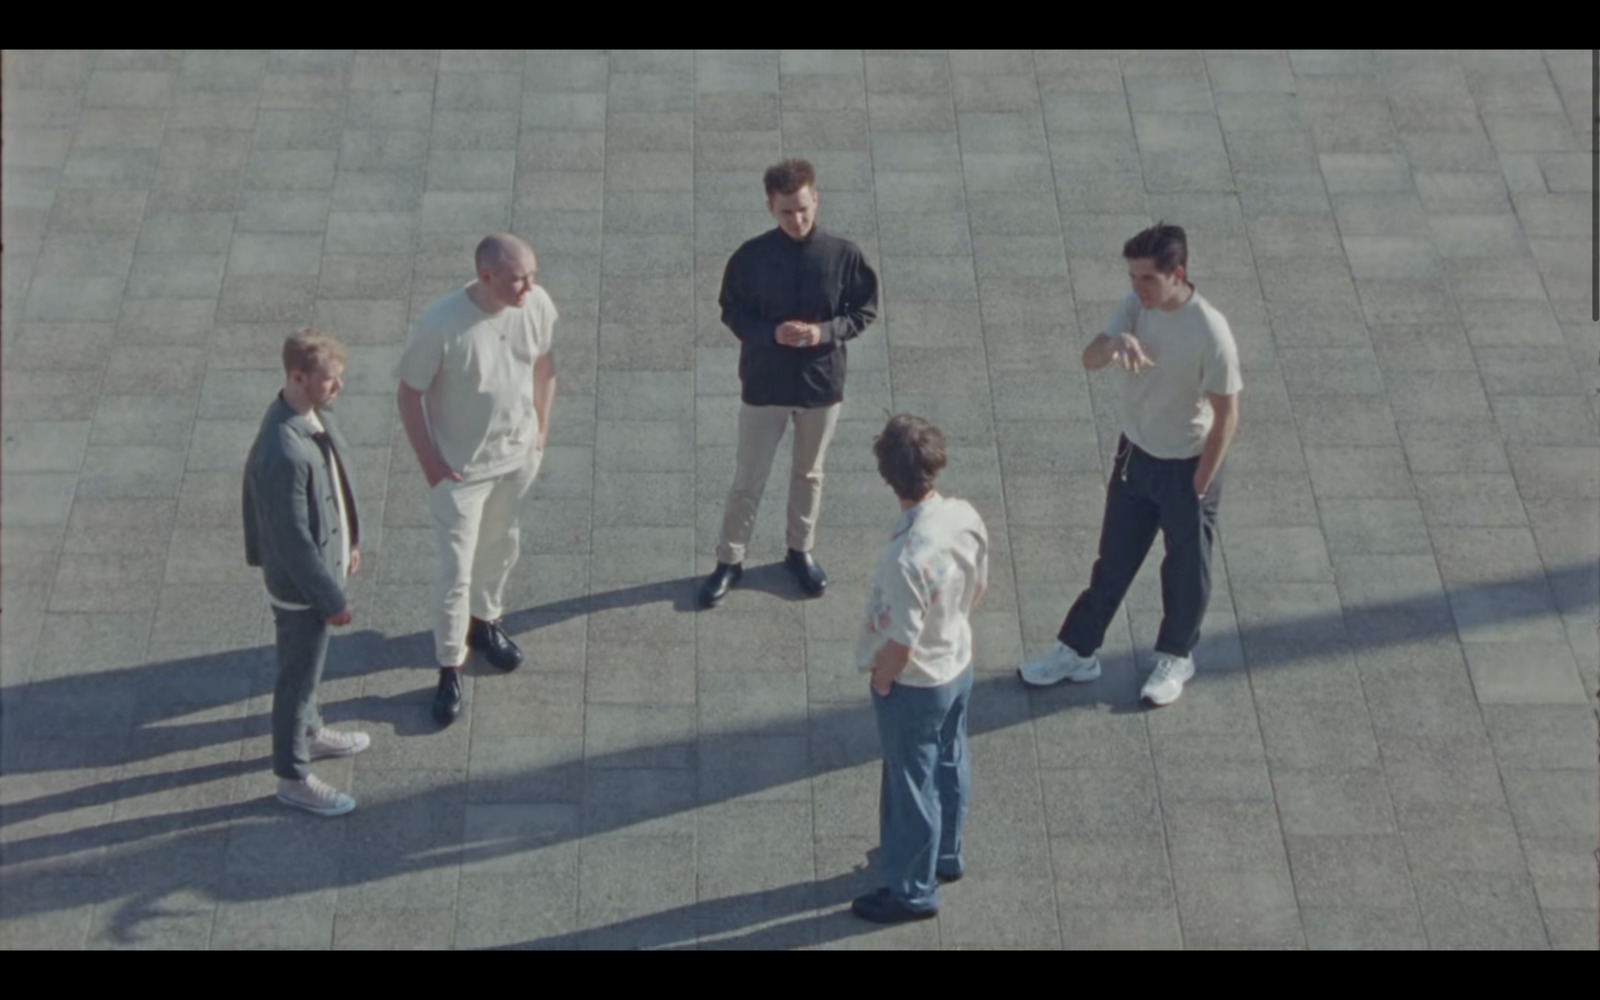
top-left (716, 402), bottom-right (842, 566)
top-left (427, 450), bottom-right (542, 667)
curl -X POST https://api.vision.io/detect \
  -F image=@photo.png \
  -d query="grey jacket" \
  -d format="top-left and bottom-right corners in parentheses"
top-left (243, 393), bottom-right (362, 619)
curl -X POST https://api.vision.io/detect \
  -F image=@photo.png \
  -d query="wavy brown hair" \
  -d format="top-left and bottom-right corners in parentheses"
top-left (874, 414), bottom-right (946, 502)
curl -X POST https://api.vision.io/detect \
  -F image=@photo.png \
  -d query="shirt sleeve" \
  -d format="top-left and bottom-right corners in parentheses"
top-left (878, 549), bottom-right (930, 648)
top-left (1200, 316), bottom-right (1244, 397)
top-left (972, 520), bottom-right (989, 594)
top-left (532, 289), bottom-right (558, 358)
top-left (1101, 291), bottom-right (1140, 341)
top-left (719, 246), bottom-right (779, 348)
top-left (394, 321), bottom-right (443, 393)
top-left (819, 246), bottom-right (880, 345)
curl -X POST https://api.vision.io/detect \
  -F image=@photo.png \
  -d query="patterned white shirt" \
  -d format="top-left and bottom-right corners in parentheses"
top-left (855, 493), bottom-right (989, 688)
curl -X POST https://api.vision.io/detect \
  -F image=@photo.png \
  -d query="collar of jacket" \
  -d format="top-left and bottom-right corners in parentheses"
top-left (775, 224), bottom-right (824, 245)
top-left (890, 491), bottom-right (942, 540)
top-left (269, 391), bottom-right (326, 442)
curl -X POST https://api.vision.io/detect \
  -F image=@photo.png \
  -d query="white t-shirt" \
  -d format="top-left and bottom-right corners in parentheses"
top-left (855, 493), bottom-right (989, 689)
top-left (267, 408), bottom-right (350, 612)
top-left (1102, 287), bottom-right (1243, 460)
top-left (394, 284), bottom-right (557, 482)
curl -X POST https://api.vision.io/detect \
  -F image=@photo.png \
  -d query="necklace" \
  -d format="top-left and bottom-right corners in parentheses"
top-left (470, 284), bottom-right (517, 342)
top-left (489, 309), bottom-right (515, 342)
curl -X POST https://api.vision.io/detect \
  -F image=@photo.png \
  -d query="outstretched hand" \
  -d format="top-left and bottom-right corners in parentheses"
top-left (1110, 333), bottom-right (1156, 373)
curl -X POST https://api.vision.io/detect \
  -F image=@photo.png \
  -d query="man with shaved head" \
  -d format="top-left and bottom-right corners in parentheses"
top-left (395, 232), bottom-right (559, 725)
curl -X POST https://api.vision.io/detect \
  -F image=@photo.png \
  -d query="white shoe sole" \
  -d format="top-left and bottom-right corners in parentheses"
top-left (277, 793), bottom-right (356, 817)
top-left (1141, 672), bottom-right (1193, 707)
top-left (1018, 659), bottom-right (1102, 687)
top-left (309, 739), bottom-right (370, 761)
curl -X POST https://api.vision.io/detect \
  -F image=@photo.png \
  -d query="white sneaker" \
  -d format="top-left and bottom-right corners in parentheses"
top-left (1141, 653), bottom-right (1195, 707)
top-left (277, 774), bottom-right (356, 817)
top-left (308, 727), bottom-right (371, 760)
top-left (1018, 642), bottom-right (1102, 687)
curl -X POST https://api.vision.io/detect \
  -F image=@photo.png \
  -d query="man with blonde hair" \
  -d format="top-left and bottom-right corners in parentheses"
top-left (396, 232), bottom-right (558, 725)
top-left (244, 329), bottom-right (370, 817)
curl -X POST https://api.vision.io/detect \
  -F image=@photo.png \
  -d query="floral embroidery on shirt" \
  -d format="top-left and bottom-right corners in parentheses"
top-left (855, 495), bottom-right (989, 685)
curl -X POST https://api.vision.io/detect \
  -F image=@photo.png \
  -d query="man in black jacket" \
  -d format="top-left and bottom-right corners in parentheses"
top-left (698, 159), bottom-right (880, 608)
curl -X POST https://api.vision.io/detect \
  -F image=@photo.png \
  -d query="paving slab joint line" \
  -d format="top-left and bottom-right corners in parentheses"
top-left (1011, 45), bottom-right (1083, 949)
top-left (1249, 56), bottom-right (1544, 954)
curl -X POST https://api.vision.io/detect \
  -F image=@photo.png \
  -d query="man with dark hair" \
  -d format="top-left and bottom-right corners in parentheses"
top-left (697, 158), bottom-right (880, 608)
top-left (1019, 222), bottom-right (1242, 707)
top-left (244, 329), bottom-right (370, 816)
top-left (851, 414), bottom-right (989, 924)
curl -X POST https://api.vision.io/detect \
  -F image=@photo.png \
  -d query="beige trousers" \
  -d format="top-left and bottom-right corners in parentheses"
top-left (427, 450), bottom-right (543, 667)
top-left (716, 402), bottom-right (842, 565)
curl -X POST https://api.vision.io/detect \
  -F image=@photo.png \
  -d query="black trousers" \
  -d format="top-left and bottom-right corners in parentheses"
top-left (1059, 435), bottom-right (1223, 659)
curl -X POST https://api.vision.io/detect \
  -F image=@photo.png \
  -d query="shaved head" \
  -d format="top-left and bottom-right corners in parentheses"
top-left (474, 232), bottom-right (535, 276)
top-left (471, 232), bottom-right (539, 310)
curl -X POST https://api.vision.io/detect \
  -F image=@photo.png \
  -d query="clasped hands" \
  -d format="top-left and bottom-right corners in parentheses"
top-left (776, 320), bottom-right (823, 348)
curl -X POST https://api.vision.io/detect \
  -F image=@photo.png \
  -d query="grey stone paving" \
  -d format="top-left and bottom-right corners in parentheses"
top-left (1, 49), bottom-right (1596, 950)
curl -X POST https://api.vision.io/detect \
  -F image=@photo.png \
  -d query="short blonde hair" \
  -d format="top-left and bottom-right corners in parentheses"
top-left (282, 328), bottom-right (347, 376)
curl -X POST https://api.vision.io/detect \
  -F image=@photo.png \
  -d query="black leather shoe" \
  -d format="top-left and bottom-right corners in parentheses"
top-left (937, 869), bottom-right (964, 884)
top-left (850, 887), bottom-right (937, 925)
top-left (433, 668), bottom-right (463, 725)
top-left (468, 617), bottom-right (523, 671)
top-left (697, 562), bottom-right (742, 609)
top-left (785, 549), bottom-right (827, 597)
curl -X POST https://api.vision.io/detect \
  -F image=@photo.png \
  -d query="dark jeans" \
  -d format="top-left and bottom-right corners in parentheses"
top-left (1059, 436), bottom-right (1223, 659)
top-left (271, 606), bottom-right (330, 781)
top-left (871, 666), bottom-right (973, 912)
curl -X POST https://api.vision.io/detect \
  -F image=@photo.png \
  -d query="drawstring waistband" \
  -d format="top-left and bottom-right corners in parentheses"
top-left (1116, 436), bottom-right (1202, 484)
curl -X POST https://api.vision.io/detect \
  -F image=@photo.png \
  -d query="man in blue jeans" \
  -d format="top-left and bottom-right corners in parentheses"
top-left (852, 415), bottom-right (989, 924)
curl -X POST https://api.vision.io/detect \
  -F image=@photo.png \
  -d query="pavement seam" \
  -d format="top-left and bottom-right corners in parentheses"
top-left (575, 47), bottom-right (617, 951)
top-left (1211, 51), bottom-right (1325, 953)
top-left (1107, 50), bottom-right (1191, 952)
top-left (1019, 45), bottom-right (1074, 952)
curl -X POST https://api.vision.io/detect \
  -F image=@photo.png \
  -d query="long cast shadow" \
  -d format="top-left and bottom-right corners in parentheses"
top-left (487, 851), bottom-right (886, 951)
top-left (0, 561), bottom-right (1592, 945)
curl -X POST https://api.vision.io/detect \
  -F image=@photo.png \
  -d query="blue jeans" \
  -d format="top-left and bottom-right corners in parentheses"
top-left (870, 665), bottom-right (973, 911)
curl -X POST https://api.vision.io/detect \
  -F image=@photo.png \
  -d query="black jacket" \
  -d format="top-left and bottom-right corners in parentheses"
top-left (718, 226), bottom-right (879, 407)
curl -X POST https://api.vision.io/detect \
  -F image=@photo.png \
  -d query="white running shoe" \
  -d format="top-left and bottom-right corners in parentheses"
top-left (308, 727), bottom-right (371, 760)
top-left (1018, 642), bottom-right (1102, 687)
top-left (277, 774), bottom-right (356, 817)
top-left (1141, 653), bottom-right (1195, 707)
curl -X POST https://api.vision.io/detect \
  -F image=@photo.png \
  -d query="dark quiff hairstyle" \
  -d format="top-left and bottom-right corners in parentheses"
top-left (763, 158), bottom-right (816, 199)
top-left (873, 414), bottom-right (947, 502)
top-left (1122, 220), bottom-right (1188, 275)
